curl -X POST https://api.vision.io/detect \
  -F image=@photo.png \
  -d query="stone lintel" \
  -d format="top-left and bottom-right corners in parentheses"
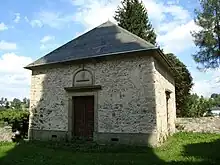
top-left (64, 85), bottom-right (102, 92)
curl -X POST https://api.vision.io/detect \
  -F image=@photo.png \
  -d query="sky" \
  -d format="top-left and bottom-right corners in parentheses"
top-left (0, 0), bottom-right (220, 100)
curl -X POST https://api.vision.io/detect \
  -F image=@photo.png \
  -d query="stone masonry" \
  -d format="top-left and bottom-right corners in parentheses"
top-left (153, 59), bottom-right (176, 143)
top-left (28, 53), bottom-right (176, 146)
top-left (176, 117), bottom-right (220, 133)
top-left (0, 126), bottom-right (13, 142)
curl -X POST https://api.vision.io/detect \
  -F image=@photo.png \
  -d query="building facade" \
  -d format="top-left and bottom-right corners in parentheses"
top-left (26, 21), bottom-right (176, 146)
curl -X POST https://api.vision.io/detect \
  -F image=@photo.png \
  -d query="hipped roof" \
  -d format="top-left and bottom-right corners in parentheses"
top-left (25, 21), bottom-right (172, 71)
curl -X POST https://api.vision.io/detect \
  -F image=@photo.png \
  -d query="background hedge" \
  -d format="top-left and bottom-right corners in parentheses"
top-left (0, 110), bottom-right (29, 137)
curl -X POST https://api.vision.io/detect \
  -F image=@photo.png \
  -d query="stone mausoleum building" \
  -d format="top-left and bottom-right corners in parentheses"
top-left (25, 21), bottom-right (176, 147)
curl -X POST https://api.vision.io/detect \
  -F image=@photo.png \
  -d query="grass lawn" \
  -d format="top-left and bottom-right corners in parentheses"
top-left (0, 133), bottom-right (220, 165)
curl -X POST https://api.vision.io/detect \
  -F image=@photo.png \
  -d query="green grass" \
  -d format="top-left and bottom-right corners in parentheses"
top-left (0, 133), bottom-right (220, 165)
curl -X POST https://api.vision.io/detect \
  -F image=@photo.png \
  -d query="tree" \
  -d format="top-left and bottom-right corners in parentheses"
top-left (192, 0), bottom-right (220, 69)
top-left (23, 98), bottom-right (30, 108)
top-left (0, 97), bottom-right (8, 109)
top-left (211, 93), bottom-right (219, 98)
top-left (183, 94), bottom-right (200, 117)
top-left (11, 98), bottom-right (22, 109)
top-left (0, 97), bottom-right (4, 107)
top-left (5, 101), bottom-right (10, 109)
top-left (211, 94), bottom-right (220, 106)
top-left (183, 94), bottom-right (214, 117)
top-left (166, 53), bottom-right (194, 117)
top-left (114, 0), bottom-right (157, 45)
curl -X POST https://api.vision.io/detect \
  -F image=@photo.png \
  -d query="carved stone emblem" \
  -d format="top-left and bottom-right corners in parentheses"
top-left (73, 69), bottom-right (93, 86)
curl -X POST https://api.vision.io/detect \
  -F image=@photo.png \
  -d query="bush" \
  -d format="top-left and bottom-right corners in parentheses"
top-left (183, 94), bottom-right (214, 117)
top-left (0, 109), bottom-right (29, 137)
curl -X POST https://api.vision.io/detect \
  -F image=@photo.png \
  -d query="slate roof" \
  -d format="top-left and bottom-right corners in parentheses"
top-left (25, 21), bottom-right (159, 69)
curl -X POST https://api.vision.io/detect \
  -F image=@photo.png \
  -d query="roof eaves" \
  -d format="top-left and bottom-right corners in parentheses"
top-left (24, 48), bottom-right (158, 70)
top-left (156, 49), bottom-right (177, 74)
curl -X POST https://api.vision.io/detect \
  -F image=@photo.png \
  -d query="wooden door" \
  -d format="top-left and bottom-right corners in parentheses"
top-left (73, 96), bottom-right (94, 139)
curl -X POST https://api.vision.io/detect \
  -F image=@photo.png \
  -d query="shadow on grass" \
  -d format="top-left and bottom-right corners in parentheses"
top-left (0, 141), bottom-right (164, 165)
top-left (183, 139), bottom-right (220, 164)
top-left (0, 137), bottom-right (220, 165)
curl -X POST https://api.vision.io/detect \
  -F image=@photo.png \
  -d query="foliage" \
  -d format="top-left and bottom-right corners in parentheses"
top-left (0, 133), bottom-right (220, 164)
top-left (210, 93), bottom-right (220, 107)
top-left (0, 110), bottom-right (29, 137)
top-left (0, 97), bottom-right (30, 137)
top-left (182, 93), bottom-right (220, 117)
top-left (0, 97), bottom-right (30, 110)
top-left (183, 94), bottom-right (214, 117)
top-left (211, 93), bottom-right (219, 98)
top-left (114, 0), bottom-right (157, 45)
top-left (0, 97), bottom-right (8, 109)
top-left (166, 53), bottom-right (194, 117)
top-left (4, 102), bottom-right (10, 109)
top-left (11, 98), bottom-right (22, 109)
top-left (192, 0), bottom-right (220, 69)
top-left (22, 98), bottom-right (30, 109)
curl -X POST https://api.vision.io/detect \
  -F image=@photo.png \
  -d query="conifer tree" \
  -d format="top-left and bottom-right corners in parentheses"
top-left (114, 0), bottom-right (157, 45)
top-left (192, 0), bottom-right (220, 68)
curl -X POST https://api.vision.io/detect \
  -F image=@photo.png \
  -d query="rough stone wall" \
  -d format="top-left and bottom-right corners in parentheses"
top-left (176, 117), bottom-right (220, 133)
top-left (0, 126), bottom-right (13, 142)
top-left (153, 59), bottom-right (176, 142)
top-left (96, 55), bottom-right (156, 133)
top-left (30, 66), bottom-right (71, 131)
top-left (29, 54), bottom-right (157, 135)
